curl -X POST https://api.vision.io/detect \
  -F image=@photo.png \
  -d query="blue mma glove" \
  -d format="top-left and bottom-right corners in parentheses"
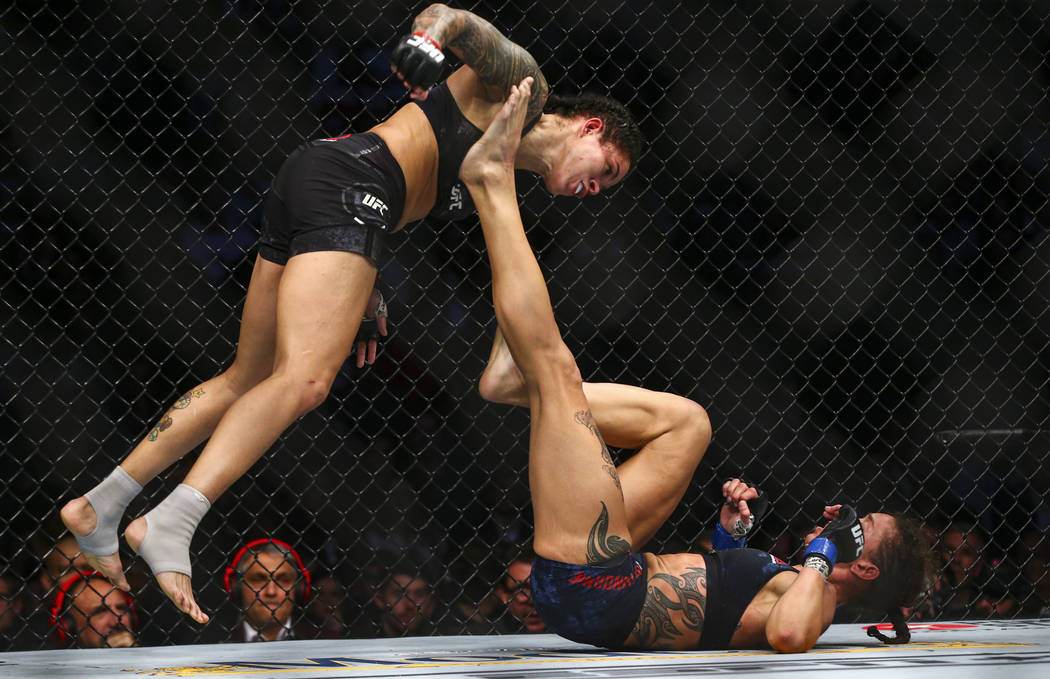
top-left (803, 504), bottom-right (865, 578)
top-left (712, 479), bottom-right (770, 550)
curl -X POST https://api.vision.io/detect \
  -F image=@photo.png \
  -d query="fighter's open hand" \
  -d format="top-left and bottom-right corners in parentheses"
top-left (355, 286), bottom-right (389, 368)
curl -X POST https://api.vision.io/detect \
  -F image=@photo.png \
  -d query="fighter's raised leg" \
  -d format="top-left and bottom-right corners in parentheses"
top-left (481, 326), bottom-right (712, 548)
top-left (462, 78), bottom-right (632, 565)
top-left (60, 254), bottom-right (285, 591)
top-left (124, 250), bottom-right (375, 623)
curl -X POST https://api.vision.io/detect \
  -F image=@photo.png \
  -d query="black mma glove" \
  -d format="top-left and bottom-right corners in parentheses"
top-left (802, 504), bottom-right (865, 578)
top-left (391, 33), bottom-right (446, 92)
top-left (354, 285), bottom-right (389, 368)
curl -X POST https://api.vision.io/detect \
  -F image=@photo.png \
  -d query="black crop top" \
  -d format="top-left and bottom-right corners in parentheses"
top-left (698, 548), bottom-right (798, 650)
top-left (413, 82), bottom-right (539, 222)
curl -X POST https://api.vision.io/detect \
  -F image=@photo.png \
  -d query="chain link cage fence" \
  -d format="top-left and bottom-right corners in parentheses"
top-left (2, 0), bottom-right (1049, 651)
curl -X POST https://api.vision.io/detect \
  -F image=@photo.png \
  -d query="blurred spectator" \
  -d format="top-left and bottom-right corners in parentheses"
top-left (373, 570), bottom-right (438, 637)
top-left (0, 572), bottom-right (31, 649)
top-left (901, 523), bottom-right (940, 621)
top-left (351, 562), bottom-right (441, 638)
top-left (49, 571), bottom-right (136, 648)
top-left (20, 533), bottom-right (97, 648)
top-left (301, 573), bottom-right (349, 639)
top-left (213, 538), bottom-right (333, 643)
top-left (40, 536), bottom-right (90, 593)
top-left (489, 546), bottom-right (546, 634)
top-left (1016, 529), bottom-right (1050, 617)
top-left (934, 524), bottom-right (1017, 618)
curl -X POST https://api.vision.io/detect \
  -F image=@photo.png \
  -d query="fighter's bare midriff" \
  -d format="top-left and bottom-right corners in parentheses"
top-left (371, 105), bottom-right (439, 230)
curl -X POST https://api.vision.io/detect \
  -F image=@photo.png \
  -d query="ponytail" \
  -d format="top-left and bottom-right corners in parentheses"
top-left (866, 607), bottom-right (911, 644)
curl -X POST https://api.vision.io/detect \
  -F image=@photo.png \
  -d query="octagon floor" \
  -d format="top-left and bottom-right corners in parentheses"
top-left (1, 619), bottom-right (1048, 679)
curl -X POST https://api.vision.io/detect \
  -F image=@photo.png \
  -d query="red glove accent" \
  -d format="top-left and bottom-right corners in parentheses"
top-left (412, 32), bottom-right (441, 50)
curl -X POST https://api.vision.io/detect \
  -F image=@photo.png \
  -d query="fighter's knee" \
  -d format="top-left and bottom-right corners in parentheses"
top-left (294, 378), bottom-right (332, 414)
top-left (666, 397), bottom-right (712, 463)
top-left (683, 400), bottom-right (712, 448)
top-left (271, 370), bottom-right (335, 415)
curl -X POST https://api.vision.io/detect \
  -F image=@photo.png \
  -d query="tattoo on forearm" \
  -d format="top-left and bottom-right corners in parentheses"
top-left (586, 502), bottom-right (631, 565)
top-left (574, 410), bottom-right (622, 491)
top-left (415, 6), bottom-right (547, 112)
top-left (147, 388), bottom-right (205, 442)
top-left (628, 567), bottom-right (708, 647)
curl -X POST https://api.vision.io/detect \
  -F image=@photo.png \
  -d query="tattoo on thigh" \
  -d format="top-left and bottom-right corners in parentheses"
top-left (574, 410), bottom-right (622, 491)
top-left (628, 567), bottom-right (708, 648)
top-left (586, 502), bottom-right (631, 565)
top-left (147, 388), bottom-right (205, 442)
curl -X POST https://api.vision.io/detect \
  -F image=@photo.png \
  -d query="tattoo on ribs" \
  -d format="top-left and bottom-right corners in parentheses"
top-left (586, 502), bottom-right (631, 565)
top-left (574, 410), bottom-right (622, 491)
top-left (147, 388), bottom-right (205, 442)
top-left (628, 567), bottom-right (708, 647)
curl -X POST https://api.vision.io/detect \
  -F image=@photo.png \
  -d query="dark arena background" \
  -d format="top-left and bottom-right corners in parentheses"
top-left (2, 0), bottom-right (1050, 664)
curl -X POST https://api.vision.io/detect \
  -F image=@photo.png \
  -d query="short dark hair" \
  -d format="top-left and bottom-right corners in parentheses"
top-left (855, 514), bottom-right (932, 611)
top-left (544, 93), bottom-right (646, 169)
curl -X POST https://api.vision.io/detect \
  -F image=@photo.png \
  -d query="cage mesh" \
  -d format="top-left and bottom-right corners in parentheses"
top-left (1, 0), bottom-right (1049, 649)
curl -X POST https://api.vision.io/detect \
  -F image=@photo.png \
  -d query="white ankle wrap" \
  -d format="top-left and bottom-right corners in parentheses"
top-left (134, 484), bottom-right (211, 576)
top-left (77, 467), bottom-right (143, 556)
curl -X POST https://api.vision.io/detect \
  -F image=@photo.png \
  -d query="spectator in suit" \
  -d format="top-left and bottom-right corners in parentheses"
top-left (219, 538), bottom-right (339, 642)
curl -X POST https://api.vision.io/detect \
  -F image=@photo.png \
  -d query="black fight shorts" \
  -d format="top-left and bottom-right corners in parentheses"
top-left (531, 551), bottom-right (647, 648)
top-left (258, 132), bottom-right (406, 265)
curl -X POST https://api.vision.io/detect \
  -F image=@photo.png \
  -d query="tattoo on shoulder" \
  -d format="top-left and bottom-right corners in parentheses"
top-left (574, 410), bottom-right (622, 491)
top-left (628, 566), bottom-right (708, 648)
top-left (586, 501), bottom-right (631, 565)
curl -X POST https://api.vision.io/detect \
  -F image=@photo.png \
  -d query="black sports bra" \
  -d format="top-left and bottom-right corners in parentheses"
top-left (414, 82), bottom-right (539, 221)
top-left (698, 548), bottom-right (798, 650)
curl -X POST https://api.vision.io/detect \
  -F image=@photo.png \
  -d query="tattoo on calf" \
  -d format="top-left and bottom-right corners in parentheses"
top-left (574, 410), bottom-right (622, 491)
top-left (629, 566), bottom-right (708, 648)
top-left (147, 387), bottom-right (205, 442)
top-left (586, 502), bottom-right (631, 565)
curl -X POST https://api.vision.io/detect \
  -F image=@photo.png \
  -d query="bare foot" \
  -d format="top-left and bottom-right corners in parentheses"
top-left (479, 327), bottom-right (527, 406)
top-left (125, 516), bottom-right (209, 624)
top-left (460, 77), bottom-right (533, 184)
top-left (60, 497), bottom-right (131, 591)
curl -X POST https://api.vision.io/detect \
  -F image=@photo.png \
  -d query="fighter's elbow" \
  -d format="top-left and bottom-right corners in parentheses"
top-left (766, 626), bottom-right (816, 654)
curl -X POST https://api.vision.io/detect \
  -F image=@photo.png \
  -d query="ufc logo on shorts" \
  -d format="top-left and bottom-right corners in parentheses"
top-left (449, 184), bottom-right (463, 211)
top-left (407, 34), bottom-right (445, 62)
top-left (363, 193), bottom-right (388, 216)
